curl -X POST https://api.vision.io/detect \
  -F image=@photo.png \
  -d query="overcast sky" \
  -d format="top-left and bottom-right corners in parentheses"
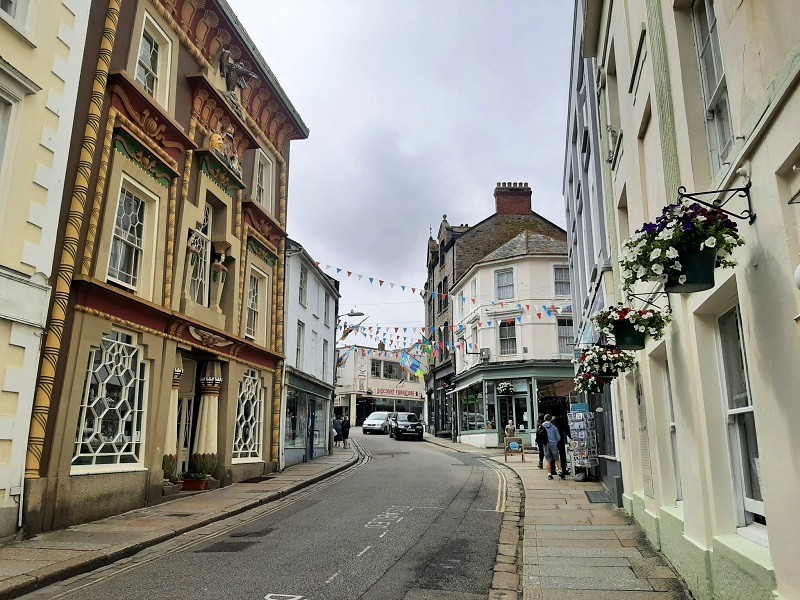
top-left (229, 0), bottom-right (575, 348)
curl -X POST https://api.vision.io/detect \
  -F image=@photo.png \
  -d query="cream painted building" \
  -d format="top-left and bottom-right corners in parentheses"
top-left (577, 1), bottom-right (800, 599)
top-left (0, 0), bottom-right (90, 537)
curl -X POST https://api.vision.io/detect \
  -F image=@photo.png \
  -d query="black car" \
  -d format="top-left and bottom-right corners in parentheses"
top-left (388, 412), bottom-right (424, 440)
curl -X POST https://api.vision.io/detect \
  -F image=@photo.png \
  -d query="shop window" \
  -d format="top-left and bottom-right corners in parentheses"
top-left (232, 370), bottom-right (263, 461)
top-left (72, 330), bottom-right (148, 470)
top-left (495, 269), bottom-right (513, 300)
top-left (692, 0), bottom-right (733, 174)
top-left (462, 389), bottom-right (485, 431)
top-left (554, 266), bottom-right (571, 296)
top-left (188, 206), bottom-right (212, 306)
top-left (718, 306), bottom-right (767, 541)
top-left (557, 317), bottom-right (573, 354)
top-left (107, 186), bottom-right (146, 291)
top-left (134, 14), bottom-right (172, 107)
top-left (284, 389), bottom-right (307, 448)
top-left (499, 320), bottom-right (517, 355)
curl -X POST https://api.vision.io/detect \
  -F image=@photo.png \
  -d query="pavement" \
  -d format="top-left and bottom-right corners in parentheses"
top-left (0, 433), bottom-right (693, 600)
top-left (422, 433), bottom-right (692, 600)
top-left (0, 445), bottom-right (358, 599)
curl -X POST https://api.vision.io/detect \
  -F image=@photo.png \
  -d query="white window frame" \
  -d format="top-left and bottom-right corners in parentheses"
top-left (296, 320), bottom-right (305, 369)
top-left (692, 0), bottom-right (733, 174)
top-left (72, 330), bottom-right (149, 473)
top-left (189, 205), bottom-right (212, 307)
top-left (253, 149), bottom-right (275, 212)
top-left (106, 185), bottom-right (146, 291)
top-left (299, 265), bottom-right (308, 306)
top-left (245, 267), bottom-right (268, 343)
top-left (0, 0), bottom-right (36, 41)
top-left (232, 370), bottom-right (263, 462)
top-left (498, 319), bottom-right (517, 355)
top-left (134, 13), bottom-right (172, 107)
top-left (717, 305), bottom-right (767, 544)
top-left (322, 339), bottom-right (329, 378)
top-left (664, 360), bottom-right (683, 504)
top-left (470, 278), bottom-right (477, 302)
top-left (323, 291), bottom-right (330, 326)
top-left (554, 265), bottom-right (571, 297)
top-left (557, 317), bottom-right (573, 355)
top-left (495, 268), bottom-right (514, 300)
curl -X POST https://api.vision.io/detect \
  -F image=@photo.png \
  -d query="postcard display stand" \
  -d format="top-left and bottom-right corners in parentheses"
top-left (567, 411), bottom-right (599, 469)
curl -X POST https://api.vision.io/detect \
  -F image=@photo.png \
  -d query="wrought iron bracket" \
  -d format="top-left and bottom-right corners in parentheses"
top-left (677, 181), bottom-right (755, 224)
top-left (626, 291), bottom-right (671, 312)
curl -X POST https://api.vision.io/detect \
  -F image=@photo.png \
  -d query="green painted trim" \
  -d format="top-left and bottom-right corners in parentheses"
top-left (113, 130), bottom-right (172, 188)
top-left (712, 534), bottom-right (776, 589)
top-left (247, 238), bottom-right (277, 267)
top-left (199, 154), bottom-right (245, 198)
top-left (658, 504), bottom-right (685, 530)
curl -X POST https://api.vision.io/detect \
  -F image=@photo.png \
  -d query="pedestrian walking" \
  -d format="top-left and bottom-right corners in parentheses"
top-left (551, 414), bottom-right (570, 476)
top-left (332, 415), bottom-right (343, 447)
top-left (504, 419), bottom-right (516, 440)
top-left (542, 414), bottom-right (564, 479)
top-left (341, 416), bottom-right (351, 449)
top-left (535, 414), bottom-right (547, 469)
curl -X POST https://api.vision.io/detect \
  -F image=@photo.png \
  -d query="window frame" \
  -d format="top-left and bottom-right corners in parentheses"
top-left (557, 317), bottom-right (573, 355)
top-left (0, 0), bottom-right (36, 41)
top-left (253, 149), bottom-right (275, 213)
top-left (188, 205), bottom-right (213, 307)
top-left (299, 265), bottom-right (308, 307)
top-left (322, 339), bottom-right (330, 378)
top-left (554, 265), bottom-right (571, 297)
top-left (295, 320), bottom-right (305, 368)
top-left (498, 319), bottom-right (517, 355)
top-left (323, 291), bottom-right (330, 326)
top-left (244, 266), bottom-right (268, 344)
top-left (133, 13), bottom-right (172, 107)
top-left (495, 268), bottom-right (514, 301)
top-left (232, 370), bottom-right (264, 462)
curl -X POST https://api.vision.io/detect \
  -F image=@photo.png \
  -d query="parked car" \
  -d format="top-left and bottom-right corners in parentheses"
top-left (361, 411), bottom-right (390, 434)
top-left (388, 412), bottom-right (424, 441)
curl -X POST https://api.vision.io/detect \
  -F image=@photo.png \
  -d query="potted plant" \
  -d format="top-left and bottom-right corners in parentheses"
top-left (573, 345), bottom-right (637, 394)
top-left (591, 305), bottom-right (671, 350)
top-left (620, 200), bottom-right (745, 293)
top-left (179, 452), bottom-right (218, 491)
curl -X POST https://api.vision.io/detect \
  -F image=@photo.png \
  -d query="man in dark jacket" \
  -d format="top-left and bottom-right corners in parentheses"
top-left (551, 414), bottom-right (570, 476)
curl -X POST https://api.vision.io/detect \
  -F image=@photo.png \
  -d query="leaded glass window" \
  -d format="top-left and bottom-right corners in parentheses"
top-left (108, 187), bottom-right (145, 289)
top-left (189, 206), bottom-right (212, 306)
top-left (232, 370), bottom-right (263, 460)
top-left (135, 30), bottom-right (159, 97)
top-left (73, 331), bottom-right (148, 468)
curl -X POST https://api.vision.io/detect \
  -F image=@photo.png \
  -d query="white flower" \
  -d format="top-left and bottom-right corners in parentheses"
top-left (636, 266), bottom-right (647, 278)
top-left (696, 214), bottom-right (707, 222)
top-left (671, 261), bottom-right (682, 271)
top-left (648, 328), bottom-right (657, 336)
top-left (723, 234), bottom-right (736, 246)
top-left (666, 247), bottom-right (679, 259)
top-left (658, 274), bottom-right (668, 283)
top-left (678, 275), bottom-right (687, 284)
top-left (652, 264), bottom-right (664, 275)
top-left (704, 236), bottom-right (717, 248)
top-left (650, 248), bottom-right (662, 260)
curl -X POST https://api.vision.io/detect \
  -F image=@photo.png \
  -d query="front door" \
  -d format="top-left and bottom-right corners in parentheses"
top-left (177, 395), bottom-right (195, 475)
top-left (306, 396), bottom-right (317, 460)
top-left (498, 395), bottom-right (514, 436)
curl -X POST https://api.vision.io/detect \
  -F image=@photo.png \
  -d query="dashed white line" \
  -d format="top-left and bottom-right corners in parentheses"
top-left (325, 571), bottom-right (341, 584)
top-left (357, 545), bottom-right (371, 556)
top-left (396, 516), bottom-right (404, 522)
top-left (379, 531), bottom-right (388, 538)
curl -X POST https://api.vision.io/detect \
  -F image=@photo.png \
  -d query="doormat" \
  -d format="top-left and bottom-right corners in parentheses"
top-left (585, 491), bottom-right (614, 503)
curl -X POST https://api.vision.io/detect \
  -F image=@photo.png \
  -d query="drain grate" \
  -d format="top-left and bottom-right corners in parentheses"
top-left (585, 491), bottom-right (613, 504)
top-left (197, 541), bottom-right (257, 553)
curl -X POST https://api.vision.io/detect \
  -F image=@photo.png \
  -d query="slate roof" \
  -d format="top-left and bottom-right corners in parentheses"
top-left (480, 230), bottom-right (568, 263)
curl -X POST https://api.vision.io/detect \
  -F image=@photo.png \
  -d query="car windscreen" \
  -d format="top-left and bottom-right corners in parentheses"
top-left (398, 414), bottom-right (418, 422)
top-left (367, 412), bottom-right (388, 420)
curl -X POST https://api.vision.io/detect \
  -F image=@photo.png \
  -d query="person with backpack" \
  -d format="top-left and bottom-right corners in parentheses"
top-left (535, 414), bottom-right (547, 469)
top-left (542, 414), bottom-right (565, 480)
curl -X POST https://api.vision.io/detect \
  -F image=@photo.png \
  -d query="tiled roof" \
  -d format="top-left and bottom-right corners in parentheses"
top-left (480, 230), bottom-right (567, 263)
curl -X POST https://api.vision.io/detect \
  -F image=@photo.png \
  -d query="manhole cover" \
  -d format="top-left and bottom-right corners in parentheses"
top-left (197, 541), bottom-right (258, 553)
top-left (585, 491), bottom-right (613, 503)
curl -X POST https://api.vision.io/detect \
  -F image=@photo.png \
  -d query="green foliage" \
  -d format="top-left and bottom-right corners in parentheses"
top-left (189, 452), bottom-right (218, 476)
top-left (162, 453), bottom-right (178, 483)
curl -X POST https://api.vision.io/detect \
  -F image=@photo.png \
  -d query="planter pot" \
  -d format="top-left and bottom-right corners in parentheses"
top-left (179, 478), bottom-right (209, 491)
top-left (612, 320), bottom-right (646, 350)
top-left (665, 247), bottom-right (717, 293)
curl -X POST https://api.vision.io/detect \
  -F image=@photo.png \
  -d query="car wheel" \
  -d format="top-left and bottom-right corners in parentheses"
top-left (417, 433), bottom-right (423, 441)
top-left (395, 432), bottom-right (401, 441)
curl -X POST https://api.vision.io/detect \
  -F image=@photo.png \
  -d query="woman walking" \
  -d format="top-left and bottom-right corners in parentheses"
top-left (341, 417), bottom-right (351, 449)
top-left (332, 415), bottom-right (343, 447)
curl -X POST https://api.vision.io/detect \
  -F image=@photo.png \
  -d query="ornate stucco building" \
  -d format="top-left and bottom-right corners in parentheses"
top-left (23, 0), bottom-right (308, 534)
top-left (0, 0), bottom-right (90, 537)
top-left (576, 1), bottom-right (800, 599)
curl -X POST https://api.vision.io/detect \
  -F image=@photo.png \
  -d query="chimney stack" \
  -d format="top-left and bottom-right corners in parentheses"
top-left (494, 181), bottom-right (532, 215)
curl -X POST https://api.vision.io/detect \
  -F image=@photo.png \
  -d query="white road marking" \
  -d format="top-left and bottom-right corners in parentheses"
top-left (379, 531), bottom-right (388, 538)
top-left (396, 516), bottom-right (404, 522)
top-left (357, 545), bottom-right (371, 556)
top-left (325, 571), bottom-right (341, 584)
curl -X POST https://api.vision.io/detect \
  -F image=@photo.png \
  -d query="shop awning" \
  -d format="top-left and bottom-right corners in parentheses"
top-left (537, 379), bottom-right (576, 397)
top-left (445, 382), bottom-right (474, 395)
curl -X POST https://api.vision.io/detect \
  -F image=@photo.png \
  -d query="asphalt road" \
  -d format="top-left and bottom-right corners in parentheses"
top-left (23, 431), bottom-right (504, 600)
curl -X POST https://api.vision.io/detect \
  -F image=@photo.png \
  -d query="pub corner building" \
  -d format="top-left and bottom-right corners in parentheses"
top-left (22, 0), bottom-right (309, 534)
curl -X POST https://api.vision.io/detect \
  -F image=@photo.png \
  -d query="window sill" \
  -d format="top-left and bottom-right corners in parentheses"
top-left (70, 465), bottom-right (147, 476)
top-left (712, 532), bottom-right (774, 589)
top-left (231, 457), bottom-right (264, 465)
top-left (0, 11), bottom-right (37, 48)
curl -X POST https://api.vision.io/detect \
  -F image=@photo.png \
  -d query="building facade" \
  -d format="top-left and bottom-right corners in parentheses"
top-left (281, 238), bottom-right (339, 468)
top-left (562, 0), bottom-right (623, 504)
top-left (0, 0), bottom-right (90, 537)
top-left (450, 232), bottom-right (574, 449)
top-left (335, 345), bottom-right (427, 424)
top-left (579, 1), bottom-right (800, 599)
top-left (23, 0), bottom-right (308, 534)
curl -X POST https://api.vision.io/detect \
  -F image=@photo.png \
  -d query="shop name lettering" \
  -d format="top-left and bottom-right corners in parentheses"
top-left (375, 388), bottom-right (417, 397)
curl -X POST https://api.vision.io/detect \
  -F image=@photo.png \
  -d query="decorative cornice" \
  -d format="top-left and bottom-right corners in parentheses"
top-left (246, 236), bottom-right (277, 267)
top-left (113, 129), bottom-right (175, 187)
top-left (197, 150), bottom-right (245, 197)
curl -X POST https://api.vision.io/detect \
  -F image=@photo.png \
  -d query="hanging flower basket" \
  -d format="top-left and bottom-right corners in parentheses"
top-left (496, 381), bottom-right (514, 395)
top-left (620, 200), bottom-right (744, 293)
top-left (591, 305), bottom-right (671, 351)
top-left (572, 345), bottom-right (637, 393)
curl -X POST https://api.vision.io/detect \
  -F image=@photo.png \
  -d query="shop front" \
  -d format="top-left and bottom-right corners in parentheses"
top-left (451, 363), bottom-right (574, 449)
top-left (353, 387), bottom-right (427, 424)
top-left (283, 372), bottom-right (331, 467)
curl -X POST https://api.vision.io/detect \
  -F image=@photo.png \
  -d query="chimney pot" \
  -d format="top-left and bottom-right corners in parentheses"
top-left (494, 180), bottom-right (532, 215)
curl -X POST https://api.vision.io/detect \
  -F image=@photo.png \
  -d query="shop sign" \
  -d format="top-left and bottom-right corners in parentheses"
top-left (570, 402), bottom-right (589, 412)
top-left (374, 387), bottom-right (419, 398)
top-left (512, 379), bottom-right (527, 393)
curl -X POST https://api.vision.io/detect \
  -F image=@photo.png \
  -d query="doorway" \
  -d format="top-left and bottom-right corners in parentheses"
top-left (306, 396), bottom-right (317, 460)
top-left (176, 358), bottom-right (198, 475)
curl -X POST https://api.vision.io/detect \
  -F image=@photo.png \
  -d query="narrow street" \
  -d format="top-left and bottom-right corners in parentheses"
top-left (20, 433), bottom-right (504, 600)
